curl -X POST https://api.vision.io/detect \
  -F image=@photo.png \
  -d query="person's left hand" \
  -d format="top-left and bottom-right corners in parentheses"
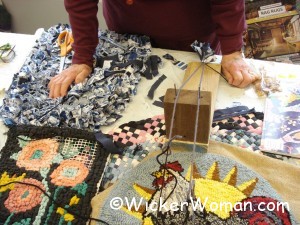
top-left (221, 51), bottom-right (260, 88)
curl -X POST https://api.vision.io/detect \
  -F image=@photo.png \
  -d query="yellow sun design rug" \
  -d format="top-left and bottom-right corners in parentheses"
top-left (90, 148), bottom-right (298, 225)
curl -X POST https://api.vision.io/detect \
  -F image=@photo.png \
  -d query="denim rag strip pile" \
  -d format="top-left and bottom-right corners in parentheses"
top-left (0, 24), bottom-right (161, 131)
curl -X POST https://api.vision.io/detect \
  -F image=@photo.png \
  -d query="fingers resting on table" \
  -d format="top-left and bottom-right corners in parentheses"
top-left (221, 51), bottom-right (260, 88)
top-left (48, 52), bottom-right (260, 99)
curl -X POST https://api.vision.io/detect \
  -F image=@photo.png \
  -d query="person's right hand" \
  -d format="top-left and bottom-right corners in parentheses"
top-left (48, 64), bottom-right (92, 98)
top-left (221, 51), bottom-right (259, 88)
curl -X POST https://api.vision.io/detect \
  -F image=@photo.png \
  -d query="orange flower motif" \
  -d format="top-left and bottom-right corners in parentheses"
top-left (50, 160), bottom-right (89, 187)
top-left (16, 139), bottom-right (59, 171)
top-left (4, 178), bottom-right (45, 213)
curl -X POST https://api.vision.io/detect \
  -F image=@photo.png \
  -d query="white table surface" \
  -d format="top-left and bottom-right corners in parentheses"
top-left (0, 30), bottom-right (267, 149)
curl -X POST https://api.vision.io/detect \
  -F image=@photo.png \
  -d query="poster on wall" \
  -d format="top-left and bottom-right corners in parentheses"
top-left (244, 0), bottom-right (300, 64)
top-left (245, 0), bottom-right (297, 20)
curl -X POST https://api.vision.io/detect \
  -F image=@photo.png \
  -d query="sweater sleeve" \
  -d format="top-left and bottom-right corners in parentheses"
top-left (64, 0), bottom-right (99, 67)
top-left (210, 0), bottom-right (246, 55)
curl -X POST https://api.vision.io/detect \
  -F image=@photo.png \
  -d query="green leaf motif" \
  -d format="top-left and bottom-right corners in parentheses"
top-left (40, 167), bottom-right (50, 178)
top-left (17, 135), bottom-right (31, 148)
top-left (12, 218), bottom-right (31, 225)
top-left (72, 182), bottom-right (88, 196)
top-left (10, 152), bottom-right (20, 160)
top-left (52, 154), bottom-right (64, 164)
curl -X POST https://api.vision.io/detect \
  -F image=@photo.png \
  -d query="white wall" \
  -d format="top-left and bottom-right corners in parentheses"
top-left (2, 0), bottom-right (107, 34)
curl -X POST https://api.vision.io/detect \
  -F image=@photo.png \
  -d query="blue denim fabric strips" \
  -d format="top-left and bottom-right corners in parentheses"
top-left (0, 24), bottom-right (160, 131)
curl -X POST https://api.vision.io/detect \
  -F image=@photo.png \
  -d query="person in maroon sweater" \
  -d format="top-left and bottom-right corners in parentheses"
top-left (49, 0), bottom-right (259, 98)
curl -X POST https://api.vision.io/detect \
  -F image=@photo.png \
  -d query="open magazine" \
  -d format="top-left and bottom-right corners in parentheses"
top-left (259, 61), bottom-right (300, 156)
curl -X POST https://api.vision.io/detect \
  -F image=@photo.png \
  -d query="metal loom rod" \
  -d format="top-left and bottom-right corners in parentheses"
top-left (188, 61), bottom-right (205, 223)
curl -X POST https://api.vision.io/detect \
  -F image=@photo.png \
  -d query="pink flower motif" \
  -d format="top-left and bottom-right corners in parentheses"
top-left (50, 160), bottom-right (89, 187)
top-left (16, 139), bottom-right (59, 171)
top-left (5, 178), bottom-right (45, 213)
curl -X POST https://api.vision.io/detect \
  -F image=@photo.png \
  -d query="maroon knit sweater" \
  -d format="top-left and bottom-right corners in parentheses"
top-left (64, 0), bottom-right (246, 67)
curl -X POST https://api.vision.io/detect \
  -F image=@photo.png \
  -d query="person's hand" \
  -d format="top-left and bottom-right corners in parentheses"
top-left (221, 51), bottom-right (259, 88)
top-left (48, 64), bottom-right (92, 98)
